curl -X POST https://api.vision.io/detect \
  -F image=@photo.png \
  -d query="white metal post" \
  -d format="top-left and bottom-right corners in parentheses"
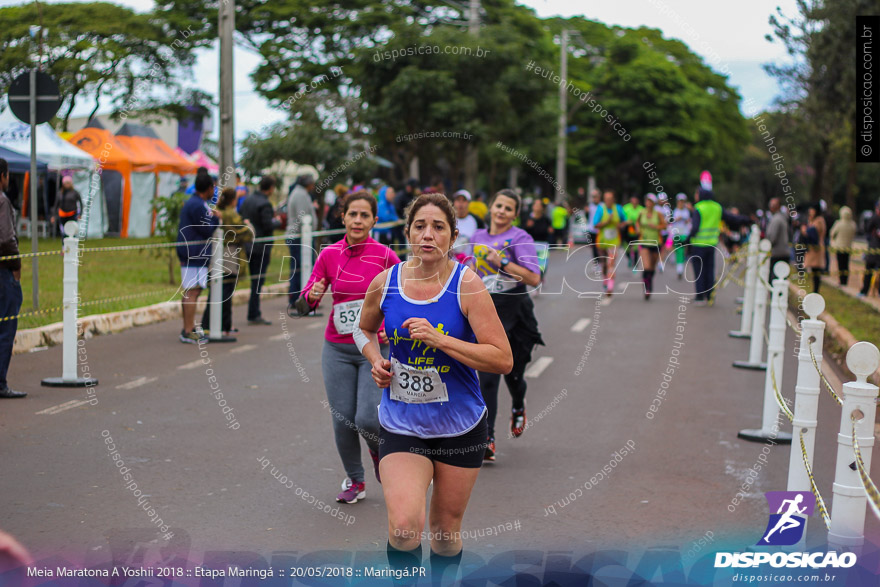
top-left (62, 226), bottom-right (77, 380)
top-left (206, 227), bottom-right (235, 342)
top-left (740, 262), bottom-right (793, 443)
top-left (786, 293), bottom-right (826, 544)
top-left (730, 225), bottom-right (760, 338)
top-left (828, 342), bottom-right (880, 550)
top-left (300, 215), bottom-right (313, 293)
top-left (41, 221), bottom-right (97, 387)
top-left (734, 239), bottom-right (771, 370)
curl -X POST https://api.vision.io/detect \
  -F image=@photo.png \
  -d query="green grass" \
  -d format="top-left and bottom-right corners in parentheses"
top-left (16, 234), bottom-right (292, 330)
top-left (802, 282), bottom-right (880, 346)
top-left (790, 278), bottom-right (880, 378)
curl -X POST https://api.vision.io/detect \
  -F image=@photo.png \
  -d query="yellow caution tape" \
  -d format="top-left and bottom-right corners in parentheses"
top-left (807, 341), bottom-right (843, 406)
top-left (787, 244), bottom-right (880, 255)
top-left (1, 289), bottom-right (176, 323)
top-left (81, 240), bottom-right (208, 253)
top-left (0, 304), bottom-right (64, 323)
top-left (827, 245), bottom-right (880, 255)
top-left (851, 413), bottom-right (880, 521)
top-left (800, 428), bottom-right (832, 530)
top-left (770, 353), bottom-right (795, 422)
top-left (0, 249), bottom-right (65, 262)
top-left (725, 272), bottom-right (746, 288)
top-left (719, 257), bottom-right (750, 289)
top-left (79, 289), bottom-right (176, 308)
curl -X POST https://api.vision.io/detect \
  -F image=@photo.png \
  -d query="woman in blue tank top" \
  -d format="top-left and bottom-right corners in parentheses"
top-left (356, 193), bottom-right (513, 578)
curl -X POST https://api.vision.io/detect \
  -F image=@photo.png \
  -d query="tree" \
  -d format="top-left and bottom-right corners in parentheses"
top-left (351, 17), bottom-right (557, 188)
top-left (239, 93), bottom-right (378, 187)
top-left (0, 2), bottom-right (198, 130)
top-left (728, 109), bottom-right (813, 212)
top-left (159, 0), bottom-right (559, 190)
top-left (557, 20), bottom-right (749, 198)
top-left (158, 0), bottom-right (749, 202)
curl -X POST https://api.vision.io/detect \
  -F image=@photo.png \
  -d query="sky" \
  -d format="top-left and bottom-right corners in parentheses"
top-left (1, 0), bottom-right (800, 145)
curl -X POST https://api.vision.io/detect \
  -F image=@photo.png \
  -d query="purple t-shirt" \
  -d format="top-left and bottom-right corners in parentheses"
top-left (469, 226), bottom-right (539, 293)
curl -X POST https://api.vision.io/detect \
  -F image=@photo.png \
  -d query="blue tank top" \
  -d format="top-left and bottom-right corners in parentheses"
top-left (379, 261), bottom-right (486, 438)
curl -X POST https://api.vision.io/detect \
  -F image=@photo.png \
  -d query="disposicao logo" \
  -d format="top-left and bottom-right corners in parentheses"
top-left (714, 491), bottom-right (857, 570)
top-left (758, 491), bottom-right (814, 546)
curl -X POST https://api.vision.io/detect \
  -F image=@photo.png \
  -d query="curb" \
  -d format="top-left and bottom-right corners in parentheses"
top-left (12, 283), bottom-right (290, 355)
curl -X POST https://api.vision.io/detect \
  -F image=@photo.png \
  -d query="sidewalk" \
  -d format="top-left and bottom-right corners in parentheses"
top-left (12, 283), bottom-right (289, 355)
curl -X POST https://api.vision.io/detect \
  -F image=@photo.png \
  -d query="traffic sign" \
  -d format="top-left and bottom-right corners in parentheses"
top-left (8, 70), bottom-right (61, 125)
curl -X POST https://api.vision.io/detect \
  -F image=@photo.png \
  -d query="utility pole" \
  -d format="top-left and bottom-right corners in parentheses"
top-left (30, 12), bottom-right (44, 310)
top-left (218, 0), bottom-right (235, 180)
top-left (463, 0), bottom-right (480, 195)
top-left (555, 29), bottom-right (568, 204)
top-left (29, 65), bottom-right (38, 309)
top-left (469, 0), bottom-right (479, 34)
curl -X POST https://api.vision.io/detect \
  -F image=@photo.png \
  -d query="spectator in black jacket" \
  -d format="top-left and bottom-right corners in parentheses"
top-left (860, 200), bottom-right (880, 297)
top-left (239, 176), bottom-right (281, 324)
top-left (0, 159), bottom-right (25, 397)
top-left (393, 178), bottom-right (419, 219)
top-left (51, 175), bottom-right (83, 236)
top-left (524, 198), bottom-right (553, 243)
top-left (176, 174), bottom-right (220, 344)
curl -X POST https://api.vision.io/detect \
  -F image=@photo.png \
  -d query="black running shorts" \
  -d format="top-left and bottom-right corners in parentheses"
top-left (379, 414), bottom-right (488, 469)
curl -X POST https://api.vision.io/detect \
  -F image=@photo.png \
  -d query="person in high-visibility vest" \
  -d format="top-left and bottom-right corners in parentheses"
top-left (592, 190), bottom-right (627, 295)
top-left (550, 201), bottom-right (570, 245)
top-left (687, 187), bottom-right (722, 306)
top-left (621, 195), bottom-right (643, 268)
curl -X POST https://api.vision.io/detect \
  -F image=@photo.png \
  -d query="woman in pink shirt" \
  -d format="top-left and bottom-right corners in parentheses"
top-left (301, 191), bottom-right (400, 504)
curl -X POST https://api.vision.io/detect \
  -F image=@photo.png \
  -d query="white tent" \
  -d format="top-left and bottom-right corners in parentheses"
top-left (0, 109), bottom-right (95, 170)
top-left (0, 109), bottom-right (107, 237)
top-left (72, 169), bottom-right (107, 239)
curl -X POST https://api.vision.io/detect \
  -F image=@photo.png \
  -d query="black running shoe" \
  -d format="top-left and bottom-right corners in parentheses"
top-left (484, 438), bottom-right (496, 462)
top-left (510, 407), bottom-right (526, 438)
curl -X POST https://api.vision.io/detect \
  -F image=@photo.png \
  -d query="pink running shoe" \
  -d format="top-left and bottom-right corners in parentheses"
top-left (336, 481), bottom-right (366, 504)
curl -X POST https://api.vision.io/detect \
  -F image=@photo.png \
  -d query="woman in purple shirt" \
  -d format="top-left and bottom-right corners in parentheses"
top-left (469, 189), bottom-right (544, 461)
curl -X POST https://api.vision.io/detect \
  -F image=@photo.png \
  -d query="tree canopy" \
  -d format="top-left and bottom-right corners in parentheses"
top-left (0, 2), bottom-right (199, 130)
top-left (158, 0), bottom-right (748, 199)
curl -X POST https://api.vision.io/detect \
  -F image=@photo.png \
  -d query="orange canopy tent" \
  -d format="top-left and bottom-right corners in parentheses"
top-left (115, 123), bottom-right (198, 174)
top-left (115, 123), bottom-right (198, 237)
top-left (68, 122), bottom-right (154, 237)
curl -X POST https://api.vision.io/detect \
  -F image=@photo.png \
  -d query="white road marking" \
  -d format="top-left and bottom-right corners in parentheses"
top-left (600, 297), bottom-right (613, 306)
top-left (308, 322), bottom-right (323, 330)
top-left (115, 376), bottom-right (157, 390)
top-left (37, 399), bottom-right (90, 415)
top-left (230, 344), bottom-right (258, 354)
top-left (571, 318), bottom-right (591, 333)
top-left (177, 358), bottom-right (205, 370)
top-left (268, 333), bottom-right (288, 341)
top-left (525, 357), bottom-right (554, 379)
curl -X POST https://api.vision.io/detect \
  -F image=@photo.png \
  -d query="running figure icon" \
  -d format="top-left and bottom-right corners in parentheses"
top-left (762, 494), bottom-right (807, 543)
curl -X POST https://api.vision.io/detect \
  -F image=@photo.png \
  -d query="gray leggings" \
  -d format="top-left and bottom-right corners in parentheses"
top-left (321, 341), bottom-right (385, 483)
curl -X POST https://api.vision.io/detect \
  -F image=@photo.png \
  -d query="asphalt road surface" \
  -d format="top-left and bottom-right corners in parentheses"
top-left (2, 247), bottom-right (878, 579)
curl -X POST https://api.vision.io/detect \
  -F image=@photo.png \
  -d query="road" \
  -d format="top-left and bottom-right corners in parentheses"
top-left (2, 246), bottom-right (878, 580)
